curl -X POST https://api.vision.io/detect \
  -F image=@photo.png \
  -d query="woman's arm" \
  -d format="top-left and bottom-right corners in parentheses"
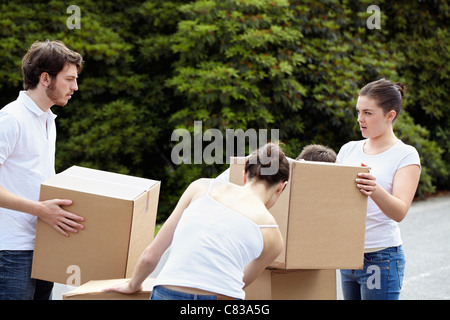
top-left (356, 164), bottom-right (421, 222)
top-left (104, 178), bottom-right (211, 294)
top-left (242, 227), bottom-right (283, 288)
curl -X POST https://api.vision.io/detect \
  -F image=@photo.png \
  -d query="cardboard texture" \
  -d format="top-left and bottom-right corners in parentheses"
top-left (230, 157), bottom-right (369, 269)
top-left (31, 166), bottom-right (160, 285)
top-left (63, 277), bottom-right (155, 300)
top-left (245, 269), bottom-right (336, 300)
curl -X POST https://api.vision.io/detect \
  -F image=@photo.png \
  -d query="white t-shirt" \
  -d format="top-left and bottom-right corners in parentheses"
top-left (337, 139), bottom-right (420, 249)
top-left (0, 91), bottom-right (57, 250)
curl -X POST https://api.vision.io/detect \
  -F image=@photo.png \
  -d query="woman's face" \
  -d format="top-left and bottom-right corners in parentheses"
top-left (356, 95), bottom-right (395, 139)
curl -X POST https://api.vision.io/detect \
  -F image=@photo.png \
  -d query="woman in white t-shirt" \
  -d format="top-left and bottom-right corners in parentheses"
top-left (337, 79), bottom-right (421, 300)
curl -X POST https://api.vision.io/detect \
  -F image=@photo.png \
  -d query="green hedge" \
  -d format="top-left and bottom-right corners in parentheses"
top-left (1, 0), bottom-right (447, 221)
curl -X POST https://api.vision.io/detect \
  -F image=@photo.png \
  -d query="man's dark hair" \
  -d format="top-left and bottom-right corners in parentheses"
top-left (22, 40), bottom-right (83, 90)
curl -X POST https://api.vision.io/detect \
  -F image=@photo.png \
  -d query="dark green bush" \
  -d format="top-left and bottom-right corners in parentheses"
top-left (1, 0), bottom-right (447, 221)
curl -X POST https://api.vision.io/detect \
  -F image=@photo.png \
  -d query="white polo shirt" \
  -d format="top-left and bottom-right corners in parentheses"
top-left (0, 91), bottom-right (57, 250)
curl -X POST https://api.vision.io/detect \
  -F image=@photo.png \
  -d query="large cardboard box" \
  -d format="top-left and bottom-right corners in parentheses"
top-left (32, 166), bottom-right (160, 285)
top-left (245, 269), bottom-right (336, 300)
top-left (230, 158), bottom-right (368, 269)
top-left (63, 277), bottom-right (156, 300)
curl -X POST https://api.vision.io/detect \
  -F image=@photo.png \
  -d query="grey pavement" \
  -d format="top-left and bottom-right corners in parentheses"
top-left (398, 195), bottom-right (450, 300)
top-left (53, 195), bottom-right (450, 300)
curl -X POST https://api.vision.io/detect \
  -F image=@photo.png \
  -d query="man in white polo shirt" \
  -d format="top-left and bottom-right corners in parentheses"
top-left (0, 40), bottom-right (85, 300)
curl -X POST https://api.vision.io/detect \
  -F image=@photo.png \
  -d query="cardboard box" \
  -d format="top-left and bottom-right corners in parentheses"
top-left (63, 277), bottom-right (156, 300)
top-left (32, 166), bottom-right (160, 285)
top-left (230, 158), bottom-right (368, 269)
top-left (245, 269), bottom-right (336, 300)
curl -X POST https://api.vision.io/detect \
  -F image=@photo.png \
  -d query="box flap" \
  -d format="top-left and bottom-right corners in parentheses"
top-left (44, 166), bottom-right (159, 200)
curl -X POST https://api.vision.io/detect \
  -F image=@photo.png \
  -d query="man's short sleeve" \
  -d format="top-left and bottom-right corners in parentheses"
top-left (0, 112), bottom-right (19, 165)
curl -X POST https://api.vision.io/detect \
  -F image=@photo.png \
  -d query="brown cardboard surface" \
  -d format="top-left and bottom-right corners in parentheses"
top-left (245, 269), bottom-right (336, 300)
top-left (230, 158), bottom-right (368, 269)
top-left (285, 161), bottom-right (368, 269)
top-left (63, 277), bottom-right (155, 300)
top-left (243, 268), bottom-right (273, 300)
top-left (31, 166), bottom-right (160, 285)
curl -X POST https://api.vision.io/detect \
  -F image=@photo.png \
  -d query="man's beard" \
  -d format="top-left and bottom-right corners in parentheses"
top-left (46, 80), bottom-right (68, 107)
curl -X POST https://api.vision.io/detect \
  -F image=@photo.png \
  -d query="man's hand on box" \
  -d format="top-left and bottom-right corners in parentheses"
top-left (36, 199), bottom-right (85, 237)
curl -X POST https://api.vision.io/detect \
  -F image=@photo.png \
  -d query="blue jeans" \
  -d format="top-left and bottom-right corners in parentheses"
top-left (151, 285), bottom-right (241, 300)
top-left (0, 250), bottom-right (53, 300)
top-left (340, 246), bottom-right (405, 300)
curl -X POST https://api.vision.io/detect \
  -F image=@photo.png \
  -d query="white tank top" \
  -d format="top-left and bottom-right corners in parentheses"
top-left (154, 180), bottom-right (278, 299)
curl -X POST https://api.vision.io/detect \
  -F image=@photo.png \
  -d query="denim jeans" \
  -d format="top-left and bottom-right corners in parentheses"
top-left (0, 250), bottom-right (53, 300)
top-left (151, 285), bottom-right (243, 300)
top-left (151, 285), bottom-right (221, 300)
top-left (340, 246), bottom-right (405, 300)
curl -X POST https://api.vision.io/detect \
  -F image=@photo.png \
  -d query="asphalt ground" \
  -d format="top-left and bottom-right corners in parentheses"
top-left (53, 195), bottom-right (450, 300)
top-left (396, 195), bottom-right (450, 300)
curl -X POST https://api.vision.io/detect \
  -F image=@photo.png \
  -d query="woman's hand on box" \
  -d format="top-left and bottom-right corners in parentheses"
top-left (356, 164), bottom-right (377, 197)
top-left (103, 280), bottom-right (142, 295)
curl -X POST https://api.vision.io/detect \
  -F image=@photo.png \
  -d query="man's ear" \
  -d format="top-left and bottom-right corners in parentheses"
top-left (243, 170), bottom-right (247, 184)
top-left (39, 72), bottom-right (52, 87)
